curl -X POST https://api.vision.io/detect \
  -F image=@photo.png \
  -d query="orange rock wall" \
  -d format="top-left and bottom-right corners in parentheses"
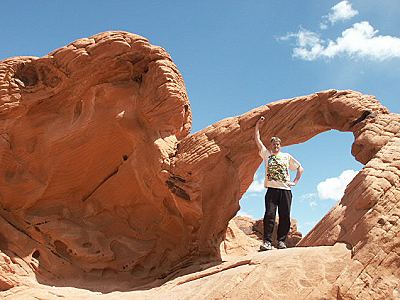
top-left (0, 32), bottom-right (192, 289)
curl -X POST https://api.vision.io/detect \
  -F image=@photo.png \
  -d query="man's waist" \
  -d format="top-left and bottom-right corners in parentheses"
top-left (264, 179), bottom-right (291, 190)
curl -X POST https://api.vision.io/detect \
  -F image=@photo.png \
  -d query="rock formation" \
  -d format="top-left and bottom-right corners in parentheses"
top-left (252, 217), bottom-right (302, 248)
top-left (220, 216), bottom-right (302, 259)
top-left (230, 215), bottom-right (302, 249)
top-left (219, 217), bottom-right (260, 258)
top-left (0, 31), bottom-right (399, 299)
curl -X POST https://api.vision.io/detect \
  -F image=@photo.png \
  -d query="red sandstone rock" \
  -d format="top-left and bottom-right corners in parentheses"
top-left (220, 218), bottom-right (260, 258)
top-left (1, 243), bottom-right (354, 300)
top-left (252, 217), bottom-right (302, 248)
top-left (0, 31), bottom-right (399, 299)
top-left (231, 215), bottom-right (302, 248)
top-left (0, 31), bottom-right (192, 291)
top-left (220, 216), bottom-right (302, 260)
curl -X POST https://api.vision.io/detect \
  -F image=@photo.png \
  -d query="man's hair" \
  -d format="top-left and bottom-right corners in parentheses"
top-left (270, 136), bottom-right (281, 143)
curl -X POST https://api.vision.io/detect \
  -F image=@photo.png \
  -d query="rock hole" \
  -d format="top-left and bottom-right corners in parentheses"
top-left (32, 250), bottom-right (40, 259)
top-left (122, 155), bottom-right (129, 161)
top-left (14, 63), bottom-right (38, 87)
top-left (351, 110), bottom-right (373, 127)
top-left (345, 242), bottom-right (353, 251)
top-left (132, 74), bottom-right (142, 84)
top-left (166, 178), bottom-right (191, 201)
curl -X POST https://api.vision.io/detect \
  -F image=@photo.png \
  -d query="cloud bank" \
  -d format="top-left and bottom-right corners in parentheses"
top-left (317, 169), bottom-right (358, 201)
top-left (321, 0), bottom-right (358, 28)
top-left (280, 1), bottom-right (400, 61)
top-left (292, 22), bottom-right (400, 61)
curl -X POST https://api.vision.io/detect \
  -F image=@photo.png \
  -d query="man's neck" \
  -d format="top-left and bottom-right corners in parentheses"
top-left (271, 150), bottom-right (281, 155)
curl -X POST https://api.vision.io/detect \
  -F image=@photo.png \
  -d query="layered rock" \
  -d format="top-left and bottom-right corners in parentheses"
top-left (0, 31), bottom-right (399, 299)
top-left (0, 31), bottom-right (192, 290)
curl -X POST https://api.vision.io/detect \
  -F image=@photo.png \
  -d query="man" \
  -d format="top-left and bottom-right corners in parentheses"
top-left (255, 116), bottom-right (304, 250)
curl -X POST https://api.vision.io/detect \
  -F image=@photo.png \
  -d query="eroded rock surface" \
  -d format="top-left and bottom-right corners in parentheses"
top-left (1, 243), bottom-right (353, 300)
top-left (0, 31), bottom-right (399, 299)
top-left (220, 216), bottom-right (302, 260)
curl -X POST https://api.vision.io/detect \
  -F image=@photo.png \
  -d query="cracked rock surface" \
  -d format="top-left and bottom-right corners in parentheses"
top-left (0, 31), bottom-right (399, 299)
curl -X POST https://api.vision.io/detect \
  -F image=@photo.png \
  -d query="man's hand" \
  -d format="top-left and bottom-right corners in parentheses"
top-left (287, 181), bottom-right (296, 187)
top-left (256, 116), bottom-right (265, 127)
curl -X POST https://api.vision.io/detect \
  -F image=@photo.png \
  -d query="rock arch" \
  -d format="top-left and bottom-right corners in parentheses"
top-left (0, 31), bottom-right (399, 298)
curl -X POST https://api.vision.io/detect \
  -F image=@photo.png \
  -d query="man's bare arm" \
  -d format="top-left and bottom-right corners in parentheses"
top-left (255, 116), bottom-right (267, 154)
top-left (288, 166), bottom-right (304, 186)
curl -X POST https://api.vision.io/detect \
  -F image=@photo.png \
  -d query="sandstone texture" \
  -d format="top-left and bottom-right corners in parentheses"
top-left (229, 215), bottom-right (302, 249)
top-left (0, 31), bottom-right (399, 299)
top-left (252, 217), bottom-right (302, 248)
top-left (220, 216), bottom-right (301, 260)
top-left (2, 243), bottom-right (353, 300)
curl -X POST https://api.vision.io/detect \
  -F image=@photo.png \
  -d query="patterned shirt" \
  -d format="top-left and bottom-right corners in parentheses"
top-left (259, 148), bottom-right (301, 190)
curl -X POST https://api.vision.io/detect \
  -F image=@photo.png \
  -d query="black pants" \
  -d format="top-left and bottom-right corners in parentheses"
top-left (263, 188), bottom-right (292, 243)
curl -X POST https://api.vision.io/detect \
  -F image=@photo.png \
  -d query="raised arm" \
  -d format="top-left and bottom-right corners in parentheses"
top-left (255, 116), bottom-right (267, 154)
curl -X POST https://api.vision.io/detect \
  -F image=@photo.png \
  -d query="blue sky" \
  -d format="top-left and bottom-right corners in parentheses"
top-left (1, 1), bottom-right (399, 234)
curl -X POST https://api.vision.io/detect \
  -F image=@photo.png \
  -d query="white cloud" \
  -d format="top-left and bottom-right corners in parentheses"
top-left (309, 200), bottom-right (318, 208)
top-left (247, 174), bottom-right (265, 193)
top-left (288, 22), bottom-right (400, 61)
top-left (317, 169), bottom-right (358, 201)
top-left (300, 193), bottom-right (317, 201)
top-left (320, 23), bottom-right (328, 30)
top-left (300, 193), bottom-right (319, 208)
top-left (279, 1), bottom-right (400, 61)
top-left (328, 1), bottom-right (359, 24)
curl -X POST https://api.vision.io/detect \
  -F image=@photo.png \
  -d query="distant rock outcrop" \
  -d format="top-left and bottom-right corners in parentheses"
top-left (0, 31), bottom-right (399, 299)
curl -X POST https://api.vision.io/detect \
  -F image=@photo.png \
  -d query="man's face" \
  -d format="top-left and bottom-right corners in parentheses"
top-left (270, 140), bottom-right (281, 154)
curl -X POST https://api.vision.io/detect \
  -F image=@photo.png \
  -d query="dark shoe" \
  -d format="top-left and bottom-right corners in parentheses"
top-left (277, 241), bottom-right (287, 249)
top-left (260, 241), bottom-right (273, 251)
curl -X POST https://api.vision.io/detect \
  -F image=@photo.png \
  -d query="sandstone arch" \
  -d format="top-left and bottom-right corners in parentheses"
top-left (0, 31), bottom-right (399, 299)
